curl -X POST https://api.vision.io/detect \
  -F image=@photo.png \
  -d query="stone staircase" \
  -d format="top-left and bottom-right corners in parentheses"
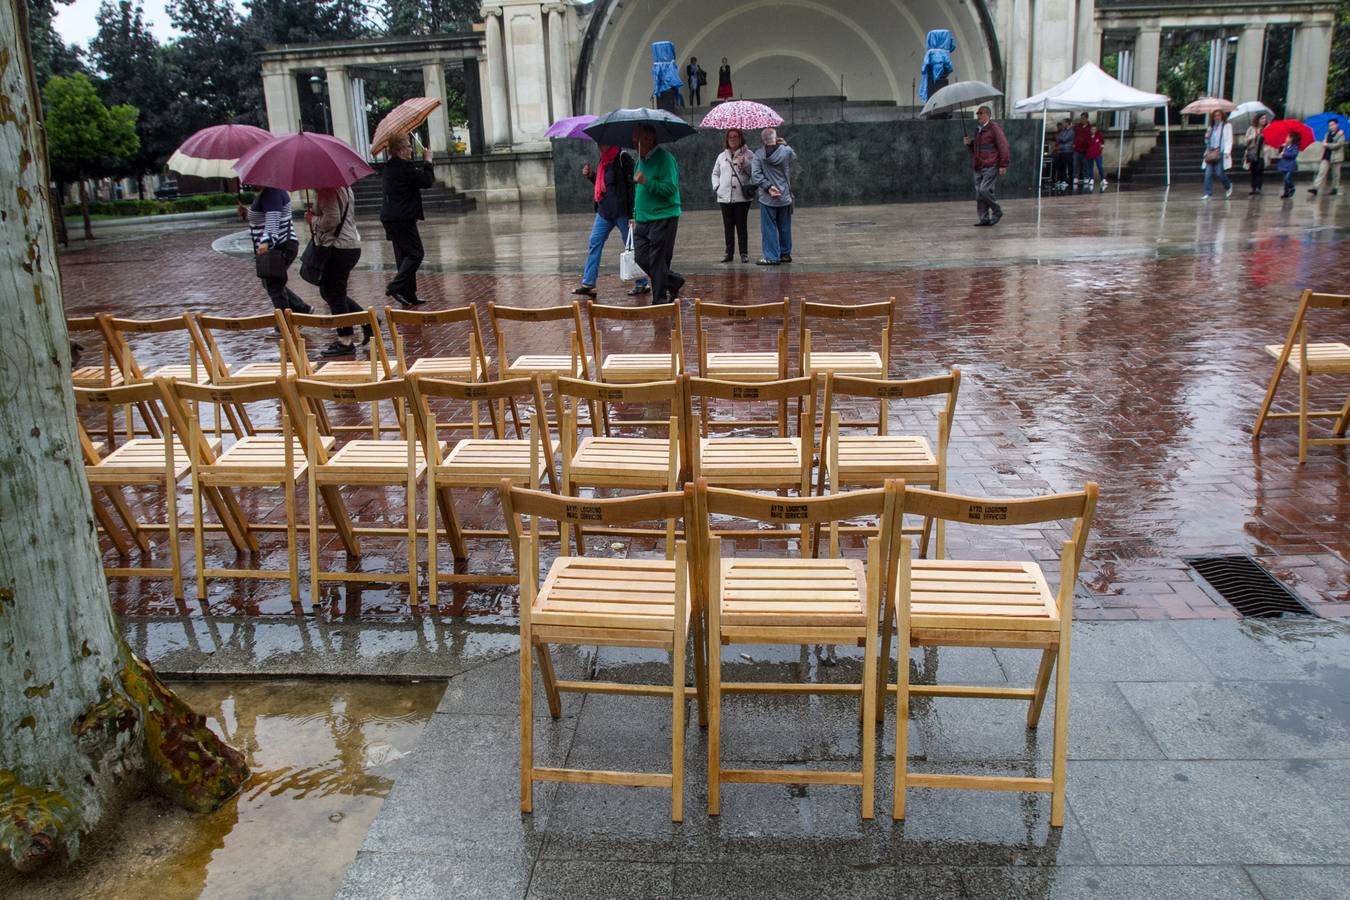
top-left (1119, 129), bottom-right (1207, 185)
top-left (349, 166), bottom-right (477, 218)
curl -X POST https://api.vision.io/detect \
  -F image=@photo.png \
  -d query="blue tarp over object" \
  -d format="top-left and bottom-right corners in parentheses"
top-left (652, 41), bottom-right (683, 97)
top-left (919, 29), bottom-right (956, 102)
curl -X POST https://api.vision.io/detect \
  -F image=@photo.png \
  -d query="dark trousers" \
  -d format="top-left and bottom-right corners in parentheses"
top-left (690, 85), bottom-right (702, 106)
top-left (318, 247), bottom-right (363, 337)
top-left (974, 167), bottom-right (1002, 221)
top-left (383, 220), bottom-right (424, 300)
top-left (1250, 158), bottom-right (1265, 192)
top-left (634, 216), bottom-right (682, 305)
top-left (719, 201), bottom-right (750, 255)
top-left (1052, 151), bottom-right (1072, 184)
top-left (259, 239), bottom-right (306, 311)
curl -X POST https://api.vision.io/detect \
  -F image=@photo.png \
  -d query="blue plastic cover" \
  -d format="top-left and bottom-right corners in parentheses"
top-left (652, 41), bottom-right (683, 96)
top-left (919, 29), bottom-right (956, 102)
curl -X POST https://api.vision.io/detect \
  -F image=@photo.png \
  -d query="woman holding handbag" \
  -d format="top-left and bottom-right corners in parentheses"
top-left (1201, 109), bottom-right (1233, 200)
top-left (304, 185), bottom-right (369, 357)
top-left (248, 185), bottom-right (311, 316)
top-left (710, 128), bottom-right (753, 263)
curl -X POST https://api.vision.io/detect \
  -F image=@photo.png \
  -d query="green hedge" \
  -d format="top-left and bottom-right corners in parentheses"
top-left (62, 191), bottom-right (257, 218)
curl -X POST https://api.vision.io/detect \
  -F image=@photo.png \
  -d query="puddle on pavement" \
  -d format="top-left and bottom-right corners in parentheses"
top-left (3, 679), bottom-right (444, 900)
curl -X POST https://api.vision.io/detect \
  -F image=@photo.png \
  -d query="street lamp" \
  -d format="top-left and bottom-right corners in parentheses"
top-left (309, 74), bottom-right (331, 134)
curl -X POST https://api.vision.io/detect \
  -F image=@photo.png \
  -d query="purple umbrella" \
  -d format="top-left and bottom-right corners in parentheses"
top-left (234, 132), bottom-right (374, 190)
top-left (546, 114), bottom-right (598, 140)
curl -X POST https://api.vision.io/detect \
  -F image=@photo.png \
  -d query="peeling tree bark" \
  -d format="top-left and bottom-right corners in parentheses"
top-left (0, 0), bottom-right (247, 874)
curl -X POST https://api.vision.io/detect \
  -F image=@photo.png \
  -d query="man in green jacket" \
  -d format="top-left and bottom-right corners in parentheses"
top-left (632, 124), bottom-right (685, 304)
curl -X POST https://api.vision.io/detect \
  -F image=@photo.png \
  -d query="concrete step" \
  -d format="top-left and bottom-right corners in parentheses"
top-left (349, 171), bottom-right (477, 218)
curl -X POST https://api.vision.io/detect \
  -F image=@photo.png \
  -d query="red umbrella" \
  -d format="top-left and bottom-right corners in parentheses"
top-left (1263, 119), bottom-right (1316, 151)
top-left (233, 132), bottom-right (375, 190)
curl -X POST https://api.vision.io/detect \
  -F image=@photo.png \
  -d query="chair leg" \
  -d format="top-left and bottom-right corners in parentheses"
top-left (520, 631), bottom-right (535, 813)
top-left (308, 475), bottom-right (321, 608)
top-left (106, 487), bottom-right (151, 553)
top-left (285, 478), bottom-right (299, 604)
top-left (192, 476), bottom-right (207, 601)
top-left (918, 515), bottom-right (935, 559)
top-left (860, 628), bottom-right (878, 820)
top-left (167, 480), bottom-right (183, 601)
top-left (1027, 649), bottom-right (1057, 728)
top-left (406, 477), bottom-right (419, 608)
top-left (892, 644), bottom-right (909, 821)
top-left (535, 644), bottom-right (563, 718)
top-left (1050, 642), bottom-right (1071, 828)
top-left (1299, 364), bottom-right (1310, 464)
top-left (670, 626), bottom-right (687, 823)
top-left (1252, 359), bottom-right (1287, 437)
top-left (708, 633), bottom-right (722, 816)
top-left (427, 475), bottom-right (440, 609)
top-left (690, 605), bottom-right (708, 729)
top-left (1334, 390), bottom-right (1350, 437)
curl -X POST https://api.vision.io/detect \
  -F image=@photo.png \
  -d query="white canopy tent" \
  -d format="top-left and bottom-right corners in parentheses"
top-left (1013, 62), bottom-right (1172, 194)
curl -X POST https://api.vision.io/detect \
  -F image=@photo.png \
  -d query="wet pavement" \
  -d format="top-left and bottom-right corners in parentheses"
top-left (60, 188), bottom-right (1350, 622)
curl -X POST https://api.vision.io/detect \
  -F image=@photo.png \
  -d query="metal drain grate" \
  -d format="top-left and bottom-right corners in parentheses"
top-left (1184, 555), bottom-right (1312, 618)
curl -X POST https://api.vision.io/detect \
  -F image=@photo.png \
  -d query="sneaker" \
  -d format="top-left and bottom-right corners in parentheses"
top-left (320, 340), bottom-right (355, 357)
top-left (571, 285), bottom-right (597, 297)
top-left (398, 294), bottom-right (427, 307)
top-left (626, 284), bottom-right (651, 296)
top-left (741, 254), bottom-right (749, 263)
top-left (720, 254), bottom-right (733, 263)
top-left (1225, 186), bottom-right (1233, 199)
top-left (756, 258), bottom-right (780, 265)
top-left (990, 211), bottom-right (1003, 225)
top-left (1202, 195), bottom-right (1211, 201)
top-left (781, 254), bottom-right (792, 263)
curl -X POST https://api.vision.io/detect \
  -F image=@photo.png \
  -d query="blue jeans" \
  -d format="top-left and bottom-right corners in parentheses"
top-left (760, 203), bottom-right (793, 261)
top-left (1203, 162), bottom-right (1231, 196)
top-left (581, 213), bottom-right (648, 288)
top-left (1088, 157), bottom-right (1105, 180)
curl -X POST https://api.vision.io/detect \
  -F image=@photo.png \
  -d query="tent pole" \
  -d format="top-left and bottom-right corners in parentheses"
top-left (1164, 105), bottom-right (1172, 188)
top-left (1117, 121), bottom-right (1125, 184)
top-left (1039, 108), bottom-right (1047, 200)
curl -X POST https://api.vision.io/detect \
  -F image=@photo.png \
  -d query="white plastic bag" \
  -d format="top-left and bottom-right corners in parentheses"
top-left (619, 227), bottom-right (646, 282)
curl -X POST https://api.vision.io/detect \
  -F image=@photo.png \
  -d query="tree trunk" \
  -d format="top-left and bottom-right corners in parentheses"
top-left (76, 178), bottom-right (92, 241)
top-left (0, 0), bottom-right (248, 874)
top-left (52, 181), bottom-right (68, 247)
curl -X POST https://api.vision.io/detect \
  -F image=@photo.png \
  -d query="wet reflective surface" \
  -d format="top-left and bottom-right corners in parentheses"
top-left (1, 680), bottom-right (443, 899)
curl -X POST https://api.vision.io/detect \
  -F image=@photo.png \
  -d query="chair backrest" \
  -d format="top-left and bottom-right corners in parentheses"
top-left (73, 381), bottom-right (170, 462)
top-left (487, 302), bottom-right (590, 379)
top-left (384, 305), bottom-right (491, 378)
top-left (693, 297), bottom-right (790, 378)
top-left (683, 373), bottom-right (818, 439)
top-left (551, 376), bottom-right (683, 467)
top-left (195, 312), bottom-right (296, 381)
top-left (587, 300), bottom-right (685, 375)
top-left (1282, 290), bottom-right (1350, 363)
top-left (291, 375), bottom-right (412, 441)
top-left (407, 374), bottom-right (549, 442)
top-left (67, 316), bottom-right (114, 375)
top-left (159, 376), bottom-right (291, 467)
top-left (283, 309), bottom-right (391, 379)
top-left (823, 369), bottom-right (960, 441)
top-left (798, 297), bottom-right (896, 371)
top-left (100, 313), bottom-right (212, 383)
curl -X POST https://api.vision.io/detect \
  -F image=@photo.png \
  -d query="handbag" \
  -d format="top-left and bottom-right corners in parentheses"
top-left (731, 156), bottom-right (755, 200)
top-left (254, 245), bottom-right (289, 280)
top-left (299, 199), bottom-right (348, 286)
top-left (1203, 148), bottom-right (1222, 164)
top-left (619, 227), bottom-right (646, 282)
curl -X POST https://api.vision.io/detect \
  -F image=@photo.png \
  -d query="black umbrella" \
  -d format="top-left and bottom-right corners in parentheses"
top-left (583, 107), bottom-right (697, 148)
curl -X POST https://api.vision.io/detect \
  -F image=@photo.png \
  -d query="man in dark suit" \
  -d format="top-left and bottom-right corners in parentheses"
top-left (380, 132), bottom-right (435, 306)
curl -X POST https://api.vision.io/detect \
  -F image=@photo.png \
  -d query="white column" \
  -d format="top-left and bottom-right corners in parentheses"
top-left (350, 77), bottom-right (371, 160)
top-left (1075, 0), bottom-right (1096, 69)
top-left (1232, 25), bottom-right (1265, 102)
top-left (545, 5), bottom-right (571, 122)
top-left (422, 62), bottom-right (450, 154)
top-left (1034, 0), bottom-right (1077, 98)
top-left (502, 1), bottom-right (550, 144)
top-left (1133, 28), bottom-right (1162, 129)
top-left (483, 8), bottom-right (512, 148)
top-left (1006, 0), bottom-right (1031, 104)
top-left (262, 70), bottom-right (301, 134)
top-left (1285, 22), bottom-right (1334, 119)
top-left (325, 67), bottom-right (355, 146)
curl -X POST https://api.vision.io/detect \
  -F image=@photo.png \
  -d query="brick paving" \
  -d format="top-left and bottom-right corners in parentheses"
top-left (59, 195), bottom-right (1350, 620)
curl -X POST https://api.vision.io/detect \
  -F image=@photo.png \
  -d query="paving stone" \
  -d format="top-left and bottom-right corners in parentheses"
top-left (526, 861), bottom-right (673, 899)
top-left (337, 850), bottom-right (531, 900)
top-left (887, 865), bottom-right (1262, 899)
top-left (1243, 865), bottom-right (1350, 900)
top-left (1168, 618), bottom-right (1350, 682)
top-left (672, 859), bottom-right (896, 899)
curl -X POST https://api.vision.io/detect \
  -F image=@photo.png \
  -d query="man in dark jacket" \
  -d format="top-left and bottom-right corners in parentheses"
top-left (963, 105), bottom-right (1010, 226)
top-left (380, 132), bottom-right (435, 306)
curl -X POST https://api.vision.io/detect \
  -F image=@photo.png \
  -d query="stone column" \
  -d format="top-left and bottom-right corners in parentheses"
top-left (544, 5), bottom-right (571, 122)
top-left (422, 62), bottom-right (450, 154)
top-left (325, 67), bottom-right (355, 147)
top-left (1133, 28), bottom-right (1162, 129)
top-left (1076, 0), bottom-right (1097, 70)
top-left (1005, 0), bottom-right (1031, 103)
top-left (1034, 0), bottom-right (1078, 99)
top-left (483, 8), bottom-right (512, 148)
top-left (262, 70), bottom-right (301, 134)
top-left (1232, 25), bottom-right (1265, 103)
top-left (1285, 21), bottom-right (1334, 119)
top-left (501, 1), bottom-right (550, 145)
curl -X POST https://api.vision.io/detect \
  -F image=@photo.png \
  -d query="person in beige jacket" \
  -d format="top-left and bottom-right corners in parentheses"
top-left (305, 185), bottom-right (369, 356)
top-left (1309, 119), bottom-right (1345, 197)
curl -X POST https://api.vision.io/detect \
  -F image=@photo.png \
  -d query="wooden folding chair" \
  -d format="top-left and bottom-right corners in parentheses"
top-left (285, 308), bottom-right (402, 437)
top-left (406, 375), bottom-right (555, 604)
top-left (552, 376), bottom-right (683, 555)
top-left (886, 482), bottom-right (1098, 827)
top-left (688, 479), bottom-right (900, 819)
top-left (163, 377), bottom-right (334, 603)
top-left (293, 377), bottom-right (435, 607)
top-left (692, 297), bottom-right (791, 434)
top-left (820, 370), bottom-right (961, 558)
top-left (501, 484), bottom-right (696, 822)
top-left (1252, 289), bottom-right (1350, 462)
top-left (69, 316), bottom-right (126, 449)
top-left (194, 312), bottom-right (303, 438)
top-left (588, 299), bottom-right (685, 385)
top-left (684, 374), bottom-right (819, 548)
top-left (487, 301), bottom-right (595, 435)
top-left (799, 298), bottom-right (896, 430)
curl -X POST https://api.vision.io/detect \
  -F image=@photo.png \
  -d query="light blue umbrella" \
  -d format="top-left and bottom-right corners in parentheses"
top-left (1304, 112), bottom-right (1350, 141)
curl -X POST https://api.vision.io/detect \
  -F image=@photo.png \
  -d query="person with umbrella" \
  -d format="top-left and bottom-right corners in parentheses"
top-left (751, 127), bottom-right (796, 264)
top-left (711, 127), bottom-right (754, 263)
top-left (632, 123), bottom-right (685, 304)
top-left (305, 184), bottom-right (369, 357)
top-left (1243, 112), bottom-right (1271, 196)
top-left (963, 105), bottom-right (1009, 226)
top-left (248, 184), bottom-right (312, 316)
top-left (1202, 109), bottom-right (1234, 200)
top-left (380, 133), bottom-right (434, 306)
top-left (1309, 118), bottom-right (1344, 198)
top-left (573, 143), bottom-right (650, 298)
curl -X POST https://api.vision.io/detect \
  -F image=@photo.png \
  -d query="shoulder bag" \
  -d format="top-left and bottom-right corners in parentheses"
top-left (731, 154), bottom-right (755, 200)
top-left (299, 199), bottom-right (348, 286)
top-left (254, 245), bottom-right (289, 280)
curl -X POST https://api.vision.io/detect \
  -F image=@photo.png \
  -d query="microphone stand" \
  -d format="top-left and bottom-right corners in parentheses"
top-left (789, 78), bottom-right (800, 125)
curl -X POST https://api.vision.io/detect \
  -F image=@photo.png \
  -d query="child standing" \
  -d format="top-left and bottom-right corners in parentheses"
top-left (1086, 125), bottom-right (1107, 191)
top-left (1277, 134), bottom-right (1300, 198)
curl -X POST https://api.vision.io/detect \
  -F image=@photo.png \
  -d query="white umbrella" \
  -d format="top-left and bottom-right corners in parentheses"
top-left (1228, 101), bottom-right (1275, 133)
top-left (921, 81), bottom-right (1003, 118)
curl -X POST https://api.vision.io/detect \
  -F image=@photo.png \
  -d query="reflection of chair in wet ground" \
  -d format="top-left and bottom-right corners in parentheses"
top-left (487, 301), bottom-right (595, 436)
top-left (501, 485), bottom-right (694, 822)
top-left (688, 480), bottom-right (899, 819)
top-left (553, 375), bottom-right (683, 555)
top-left (820, 370), bottom-right (960, 557)
top-left (292, 377), bottom-right (432, 607)
top-left (886, 482), bottom-right (1098, 827)
top-left (1253, 289), bottom-right (1350, 462)
top-left (407, 375), bottom-right (554, 604)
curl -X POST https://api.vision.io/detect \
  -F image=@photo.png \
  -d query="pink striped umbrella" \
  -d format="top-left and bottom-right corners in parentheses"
top-left (1180, 97), bottom-right (1236, 116)
top-left (699, 100), bottom-right (783, 130)
top-left (168, 124), bottom-right (273, 178)
top-left (233, 132), bottom-right (375, 190)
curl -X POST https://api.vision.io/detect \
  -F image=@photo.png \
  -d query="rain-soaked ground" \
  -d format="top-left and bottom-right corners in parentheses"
top-left (0, 680), bottom-right (444, 900)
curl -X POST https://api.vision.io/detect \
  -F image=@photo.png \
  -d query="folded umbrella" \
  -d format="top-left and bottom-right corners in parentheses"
top-left (1304, 111), bottom-right (1350, 141)
top-left (546, 114), bottom-right (599, 140)
top-left (168, 123), bottom-right (273, 179)
top-left (583, 107), bottom-right (696, 149)
top-left (1263, 119), bottom-right (1316, 152)
top-left (920, 80), bottom-right (1002, 118)
top-left (234, 132), bottom-right (375, 190)
top-left (1181, 97), bottom-right (1235, 116)
top-left (1227, 101), bottom-right (1274, 133)
top-left (370, 97), bottom-right (442, 157)
top-left (698, 100), bottom-right (783, 130)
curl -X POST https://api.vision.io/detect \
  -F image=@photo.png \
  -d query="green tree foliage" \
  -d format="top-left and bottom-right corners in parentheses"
top-left (1328, 0), bottom-right (1350, 113)
top-left (26, 0), bottom-right (84, 85)
top-left (380, 0), bottom-right (479, 35)
top-left (1157, 37), bottom-right (1210, 120)
top-left (43, 72), bottom-right (140, 238)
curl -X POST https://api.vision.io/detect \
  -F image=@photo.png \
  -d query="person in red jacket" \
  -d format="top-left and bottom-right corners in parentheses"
top-left (963, 105), bottom-right (1011, 226)
top-left (1086, 124), bottom-right (1107, 191)
top-left (1072, 112), bottom-right (1092, 186)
